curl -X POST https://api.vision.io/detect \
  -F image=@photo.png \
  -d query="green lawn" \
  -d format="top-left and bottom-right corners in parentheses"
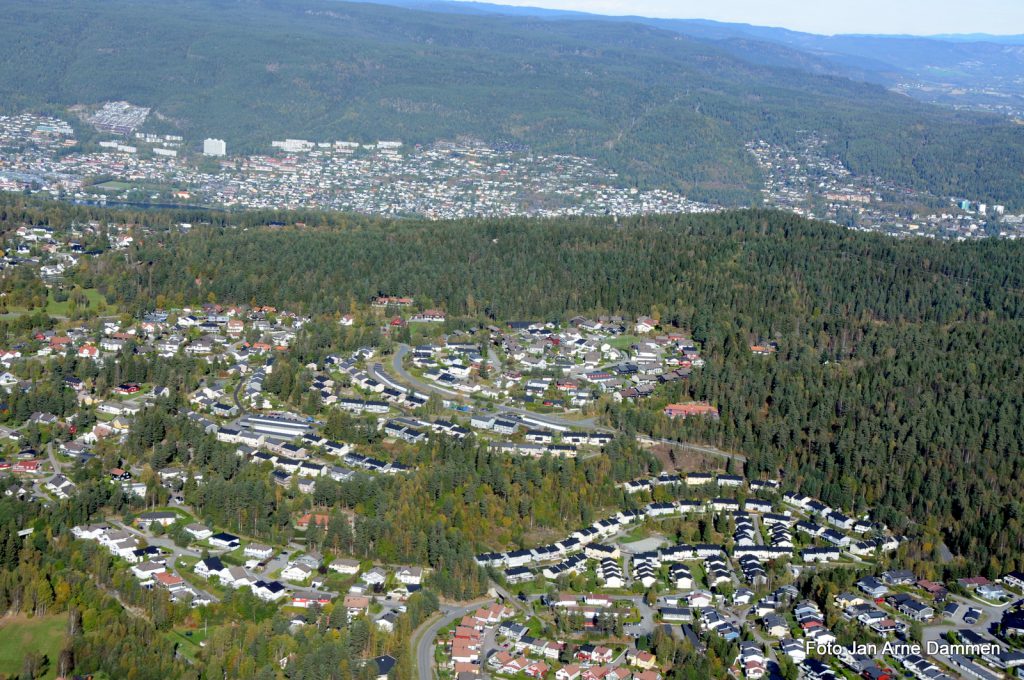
top-left (94, 181), bottom-right (133, 191)
top-left (44, 288), bottom-right (108, 317)
top-left (2, 288), bottom-right (112, 319)
top-left (0, 614), bottom-right (66, 679)
top-left (166, 626), bottom-right (218, 663)
top-left (619, 526), bottom-right (652, 543)
top-left (609, 334), bottom-right (642, 350)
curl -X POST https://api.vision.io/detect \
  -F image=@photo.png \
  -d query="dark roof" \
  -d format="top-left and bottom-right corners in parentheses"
top-left (373, 654), bottom-right (397, 676)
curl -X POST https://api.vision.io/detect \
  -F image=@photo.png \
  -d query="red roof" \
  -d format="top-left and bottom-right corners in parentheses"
top-left (663, 402), bottom-right (719, 418)
top-left (297, 513), bottom-right (330, 528)
top-left (155, 572), bottom-right (184, 587)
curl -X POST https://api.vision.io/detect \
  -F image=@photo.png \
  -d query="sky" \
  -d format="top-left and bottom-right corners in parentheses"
top-left (451, 0), bottom-right (1024, 36)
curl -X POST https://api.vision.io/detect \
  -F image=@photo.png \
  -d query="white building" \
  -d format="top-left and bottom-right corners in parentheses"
top-left (203, 138), bottom-right (226, 157)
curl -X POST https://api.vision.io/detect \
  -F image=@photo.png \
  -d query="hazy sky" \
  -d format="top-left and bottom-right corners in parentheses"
top-left (453, 0), bottom-right (1024, 36)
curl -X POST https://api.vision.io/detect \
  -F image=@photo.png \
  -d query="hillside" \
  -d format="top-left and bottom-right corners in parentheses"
top-left (3, 0), bottom-right (1024, 205)
top-left (49, 201), bottom-right (1024, 572)
top-left (387, 1), bottom-right (1024, 91)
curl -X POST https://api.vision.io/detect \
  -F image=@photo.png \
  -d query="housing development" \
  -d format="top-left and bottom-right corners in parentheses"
top-left (1, 214), bottom-right (1023, 680)
top-left (3, 109), bottom-right (1024, 239)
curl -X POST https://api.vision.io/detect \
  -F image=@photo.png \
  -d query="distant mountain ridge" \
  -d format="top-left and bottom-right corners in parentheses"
top-left (378, 0), bottom-right (1024, 88)
top-left (2, 0), bottom-right (1024, 206)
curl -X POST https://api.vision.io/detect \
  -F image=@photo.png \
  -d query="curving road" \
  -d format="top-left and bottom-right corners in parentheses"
top-left (385, 344), bottom-right (602, 430)
top-left (414, 599), bottom-right (493, 680)
top-left (380, 345), bottom-right (748, 464)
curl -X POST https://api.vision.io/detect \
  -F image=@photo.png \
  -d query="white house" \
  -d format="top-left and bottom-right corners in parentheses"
top-left (244, 544), bottom-right (274, 560)
top-left (329, 558), bottom-right (361, 575)
top-left (395, 566), bottom-right (423, 586)
top-left (362, 567), bottom-right (387, 586)
top-left (281, 563), bottom-right (314, 582)
top-left (195, 557), bottom-right (227, 580)
top-left (185, 523), bottom-right (213, 541)
top-left (131, 561), bottom-right (166, 581)
top-left (252, 580), bottom-right (287, 602)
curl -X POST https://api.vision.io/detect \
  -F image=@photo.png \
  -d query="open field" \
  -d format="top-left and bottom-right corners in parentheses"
top-left (166, 626), bottom-right (218, 663)
top-left (0, 288), bottom-right (109, 319)
top-left (93, 181), bottom-right (133, 191)
top-left (0, 614), bottom-right (66, 679)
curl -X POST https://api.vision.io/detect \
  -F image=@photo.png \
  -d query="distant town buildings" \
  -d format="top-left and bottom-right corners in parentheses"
top-left (203, 138), bottom-right (227, 157)
top-left (1, 108), bottom-right (1022, 239)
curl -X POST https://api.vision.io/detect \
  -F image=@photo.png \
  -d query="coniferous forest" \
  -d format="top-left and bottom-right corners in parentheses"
top-left (41, 202), bottom-right (1024, 574)
top-left (3, 197), bottom-right (1024, 678)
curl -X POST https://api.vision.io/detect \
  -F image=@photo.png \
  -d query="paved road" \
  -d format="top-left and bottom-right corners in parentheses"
top-left (114, 520), bottom-right (202, 561)
top-left (110, 521), bottom-right (220, 603)
top-left (388, 344), bottom-right (602, 430)
top-left (414, 599), bottom-right (493, 680)
top-left (519, 590), bottom-right (655, 639)
top-left (381, 345), bottom-right (756, 458)
top-left (388, 345), bottom-right (460, 398)
top-left (617, 595), bottom-right (656, 638)
top-left (921, 592), bottom-right (1014, 674)
top-left (487, 347), bottom-right (501, 375)
top-left (46, 441), bottom-right (65, 474)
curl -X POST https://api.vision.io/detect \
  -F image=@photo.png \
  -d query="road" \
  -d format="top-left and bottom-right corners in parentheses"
top-left (113, 520), bottom-right (202, 562)
top-left (383, 345), bottom-right (758, 450)
top-left (109, 520), bottom-right (220, 604)
top-left (46, 441), bottom-right (64, 474)
top-left (386, 344), bottom-right (602, 430)
top-left (517, 590), bottom-right (655, 639)
top-left (921, 592), bottom-right (1014, 675)
top-left (386, 345), bottom-right (459, 398)
top-left (414, 599), bottom-right (493, 680)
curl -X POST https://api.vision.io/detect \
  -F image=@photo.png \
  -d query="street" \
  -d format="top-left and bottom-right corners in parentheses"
top-left (413, 599), bottom-right (493, 680)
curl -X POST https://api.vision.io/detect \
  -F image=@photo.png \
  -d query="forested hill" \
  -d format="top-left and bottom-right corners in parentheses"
top-left (4, 0), bottom-right (1024, 207)
top-left (81, 210), bottom-right (1024, 327)
top-left (49, 205), bottom-right (1024, 572)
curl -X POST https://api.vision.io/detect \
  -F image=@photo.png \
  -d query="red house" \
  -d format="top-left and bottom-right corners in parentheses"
top-left (663, 402), bottom-right (719, 419)
top-left (12, 460), bottom-right (40, 474)
top-left (296, 513), bottom-right (330, 529)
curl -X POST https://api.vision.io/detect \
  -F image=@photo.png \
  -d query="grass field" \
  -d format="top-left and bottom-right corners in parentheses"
top-left (0, 614), bottom-right (66, 679)
top-left (44, 288), bottom-right (108, 317)
top-left (0, 288), bottom-right (109, 319)
top-left (166, 626), bottom-right (216, 663)
top-left (94, 181), bottom-right (133, 191)
top-left (619, 525), bottom-right (656, 543)
top-left (609, 334), bottom-right (642, 350)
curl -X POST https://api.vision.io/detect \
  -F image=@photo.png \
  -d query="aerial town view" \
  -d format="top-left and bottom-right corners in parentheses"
top-left (1, 0), bottom-right (1024, 679)
top-left (2, 107), bottom-right (1022, 239)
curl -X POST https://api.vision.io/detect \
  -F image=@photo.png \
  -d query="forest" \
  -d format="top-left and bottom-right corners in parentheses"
top-left (62, 204), bottom-right (1024, 575)
top-left (4, 0), bottom-right (1024, 205)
